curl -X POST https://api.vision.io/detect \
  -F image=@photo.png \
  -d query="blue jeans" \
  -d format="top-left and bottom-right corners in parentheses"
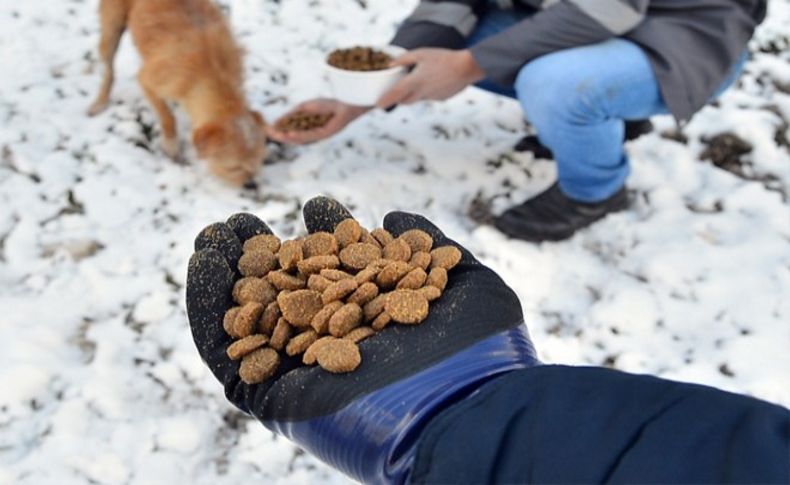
top-left (466, 6), bottom-right (746, 202)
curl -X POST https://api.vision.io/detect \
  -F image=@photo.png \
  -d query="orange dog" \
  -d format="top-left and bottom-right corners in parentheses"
top-left (88, 0), bottom-right (267, 185)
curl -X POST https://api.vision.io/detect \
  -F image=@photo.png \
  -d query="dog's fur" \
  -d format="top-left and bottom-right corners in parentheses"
top-left (89, 0), bottom-right (267, 185)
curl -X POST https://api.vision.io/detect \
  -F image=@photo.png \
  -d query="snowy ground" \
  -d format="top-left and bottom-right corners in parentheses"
top-left (1, 0), bottom-right (788, 483)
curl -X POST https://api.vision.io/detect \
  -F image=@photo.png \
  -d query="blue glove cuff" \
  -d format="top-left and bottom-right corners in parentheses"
top-left (265, 325), bottom-right (539, 484)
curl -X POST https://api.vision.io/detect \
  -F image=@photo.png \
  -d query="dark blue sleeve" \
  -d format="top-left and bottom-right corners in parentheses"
top-left (410, 365), bottom-right (790, 484)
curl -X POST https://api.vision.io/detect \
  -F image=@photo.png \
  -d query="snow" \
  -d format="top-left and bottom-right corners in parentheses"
top-left (0, 0), bottom-right (788, 483)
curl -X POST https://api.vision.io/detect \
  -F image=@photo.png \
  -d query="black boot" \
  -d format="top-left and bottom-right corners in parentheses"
top-left (514, 119), bottom-right (654, 159)
top-left (494, 183), bottom-right (628, 242)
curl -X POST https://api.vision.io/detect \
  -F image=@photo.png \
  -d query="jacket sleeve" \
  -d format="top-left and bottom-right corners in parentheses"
top-left (391, 0), bottom-right (486, 50)
top-left (409, 365), bottom-right (790, 484)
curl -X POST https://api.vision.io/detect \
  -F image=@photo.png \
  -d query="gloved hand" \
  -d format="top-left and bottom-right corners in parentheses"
top-left (186, 196), bottom-right (539, 484)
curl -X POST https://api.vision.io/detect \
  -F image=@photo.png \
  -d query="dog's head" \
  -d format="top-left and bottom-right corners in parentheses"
top-left (193, 110), bottom-right (267, 186)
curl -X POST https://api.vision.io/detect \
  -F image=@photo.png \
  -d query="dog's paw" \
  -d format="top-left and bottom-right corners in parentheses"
top-left (161, 136), bottom-right (182, 161)
top-left (87, 99), bottom-right (109, 116)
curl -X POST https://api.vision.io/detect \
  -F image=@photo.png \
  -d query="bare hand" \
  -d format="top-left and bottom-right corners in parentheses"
top-left (376, 48), bottom-right (485, 109)
top-left (267, 99), bottom-right (370, 145)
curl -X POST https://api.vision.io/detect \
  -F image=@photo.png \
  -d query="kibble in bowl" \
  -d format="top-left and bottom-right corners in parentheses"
top-left (325, 45), bottom-right (408, 107)
top-left (220, 219), bottom-right (462, 384)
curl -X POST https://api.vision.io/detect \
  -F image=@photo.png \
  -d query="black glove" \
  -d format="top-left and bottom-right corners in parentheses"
top-left (186, 196), bottom-right (539, 484)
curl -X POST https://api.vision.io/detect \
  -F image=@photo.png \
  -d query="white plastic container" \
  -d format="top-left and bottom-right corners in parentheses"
top-left (325, 45), bottom-right (408, 107)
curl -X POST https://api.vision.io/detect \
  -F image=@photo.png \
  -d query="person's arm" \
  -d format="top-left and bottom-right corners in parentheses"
top-left (412, 365), bottom-right (790, 484)
top-left (391, 0), bottom-right (486, 50)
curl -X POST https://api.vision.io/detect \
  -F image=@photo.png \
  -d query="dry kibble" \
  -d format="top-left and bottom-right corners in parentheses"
top-left (344, 326), bottom-right (375, 344)
top-left (334, 218), bottom-right (362, 248)
top-left (276, 111), bottom-right (334, 132)
top-left (363, 293), bottom-right (388, 322)
top-left (347, 282), bottom-right (379, 305)
top-left (376, 261), bottom-right (412, 289)
top-left (297, 255), bottom-right (340, 275)
top-left (286, 330), bottom-right (319, 356)
top-left (308, 274), bottom-right (333, 292)
top-left (418, 285), bottom-right (442, 302)
top-left (399, 229), bottom-right (433, 253)
top-left (327, 46), bottom-right (393, 72)
top-left (311, 300), bottom-right (344, 334)
top-left (397, 267), bottom-right (428, 290)
top-left (354, 266), bottom-right (379, 285)
top-left (227, 334), bottom-right (268, 360)
top-left (328, 303), bottom-right (363, 337)
top-left (303, 336), bottom-right (336, 365)
top-left (383, 238), bottom-right (412, 262)
top-left (267, 270), bottom-right (306, 291)
top-left (269, 317), bottom-right (292, 351)
top-left (322, 278), bottom-right (359, 304)
top-left (371, 311), bottom-right (392, 331)
top-left (320, 268), bottom-right (354, 281)
top-left (340, 243), bottom-right (382, 270)
top-left (243, 234), bottom-right (281, 254)
top-left (223, 307), bottom-right (241, 338)
top-left (410, 251), bottom-right (431, 271)
top-left (316, 338), bottom-right (362, 373)
top-left (239, 347), bottom-right (279, 384)
top-left (233, 277), bottom-right (277, 306)
top-left (258, 302), bottom-right (280, 335)
top-left (430, 246), bottom-right (462, 270)
top-left (234, 301), bottom-right (264, 337)
top-left (371, 228), bottom-right (394, 247)
top-left (427, 267), bottom-right (448, 291)
top-left (225, 217), bottom-right (461, 384)
top-left (278, 289), bottom-right (324, 328)
top-left (238, 249), bottom-right (278, 277)
top-left (385, 289), bottom-right (429, 325)
top-left (303, 232), bottom-right (339, 258)
top-left (279, 239), bottom-right (304, 271)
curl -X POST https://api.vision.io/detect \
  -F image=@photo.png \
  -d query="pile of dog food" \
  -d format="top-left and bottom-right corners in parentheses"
top-left (327, 46), bottom-right (393, 71)
top-left (222, 218), bottom-right (461, 384)
top-left (275, 111), bottom-right (334, 132)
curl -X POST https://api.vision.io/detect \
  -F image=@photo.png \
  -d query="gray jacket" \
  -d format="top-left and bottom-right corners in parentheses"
top-left (391, 0), bottom-right (767, 122)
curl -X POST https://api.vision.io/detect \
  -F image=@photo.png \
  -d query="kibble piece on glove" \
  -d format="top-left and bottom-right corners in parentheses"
top-left (258, 302), bottom-right (281, 335)
top-left (334, 218), bottom-right (363, 248)
top-left (371, 228), bottom-right (394, 247)
top-left (308, 274), bottom-right (333, 292)
top-left (410, 251), bottom-right (431, 271)
top-left (347, 282), bottom-right (379, 306)
top-left (233, 277), bottom-right (277, 306)
top-left (227, 334), bottom-right (269, 360)
top-left (363, 293), bottom-right (388, 322)
top-left (430, 246), bottom-right (462, 270)
top-left (323, 278), bottom-right (359, 305)
top-left (316, 338), bottom-right (362, 373)
top-left (339, 243), bottom-right (382, 270)
top-left (297, 255), bottom-right (340, 275)
top-left (286, 329), bottom-right (319, 356)
top-left (427, 267), bottom-right (448, 292)
top-left (385, 290), bottom-right (429, 325)
top-left (279, 290), bottom-right (324, 328)
top-left (344, 326), bottom-right (375, 344)
top-left (223, 307), bottom-right (242, 338)
top-left (360, 228), bottom-right (381, 249)
top-left (270, 317), bottom-right (292, 351)
top-left (303, 232), bottom-right (339, 258)
top-left (279, 239), bottom-right (304, 271)
top-left (329, 303), bottom-right (363, 337)
top-left (376, 261), bottom-right (412, 289)
top-left (353, 266), bottom-right (379, 285)
top-left (234, 301), bottom-right (265, 337)
top-left (243, 234), bottom-right (281, 254)
top-left (418, 285), bottom-right (441, 302)
top-left (267, 270), bottom-right (306, 291)
top-left (399, 229), bottom-right (433, 253)
top-left (311, 300), bottom-right (344, 334)
top-left (320, 268), bottom-right (353, 281)
top-left (239, 347), bottom-right (280, 384)
top-left (303, 336), bottom-right (336, 365)
top-left (397, 267), bottom-right (428, 290)
top-left (238, 249), bottom-right (278, 277)
top-left (383, 238), bottom-right (411, 262)
top-left (371, 311), bottom-right (392, 331)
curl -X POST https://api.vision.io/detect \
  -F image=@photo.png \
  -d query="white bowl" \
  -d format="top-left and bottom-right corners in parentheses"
top-left (325, 45), bottom-right (408, 107)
